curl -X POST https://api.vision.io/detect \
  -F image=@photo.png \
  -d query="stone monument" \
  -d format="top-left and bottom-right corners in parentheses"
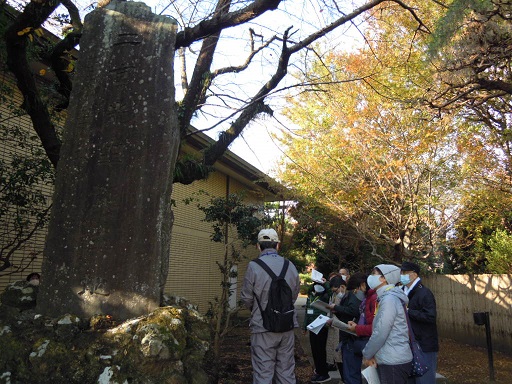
top-left (38, 1), bottom-right (179, 320)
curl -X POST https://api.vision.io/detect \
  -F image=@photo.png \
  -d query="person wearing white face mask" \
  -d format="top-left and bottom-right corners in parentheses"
top-left (327, 273), bottom-right (364, 384)
top-left (361, 264), bottom-right (412, 384)
top-left (325, 275), bottom-right (346, 374)
top-left (304, 281), bottom-right (332, 383)
top-left (400, 261), bottom-right (439, 384)
top-left (346, 273), bottom-right (377, 358)
top-left (339, 268), bottom-right (350, 282)
top-left (26, 272), bottom-right (41, 286)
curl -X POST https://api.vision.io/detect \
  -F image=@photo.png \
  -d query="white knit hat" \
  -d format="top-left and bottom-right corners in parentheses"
top-left (376, 264), bottom-right (401, 285)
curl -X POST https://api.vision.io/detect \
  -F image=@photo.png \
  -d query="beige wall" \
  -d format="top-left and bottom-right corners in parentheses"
top-left (165, 173), bottom-right (260, 312)
top-left (0, 72), bottom-right (51, 289)
top-left (422, 274), bottom-right (512, 354)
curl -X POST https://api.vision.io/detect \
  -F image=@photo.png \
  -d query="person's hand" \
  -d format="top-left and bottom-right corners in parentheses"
top-left (347, 321), bottom-right (357, 332)
top-left (327, 303), bottom-right (335, 310)
top-left (363, 357), bottom-right (377, 367)
top-left (326, 319), bottom-right (333, 327)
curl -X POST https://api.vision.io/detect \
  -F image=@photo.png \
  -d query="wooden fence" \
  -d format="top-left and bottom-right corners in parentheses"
top-left (422, 274), bottom-right (512, 354)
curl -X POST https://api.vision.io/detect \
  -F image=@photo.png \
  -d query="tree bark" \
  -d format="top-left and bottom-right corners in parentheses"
top-left (4, 0), bottom-right (62, 168)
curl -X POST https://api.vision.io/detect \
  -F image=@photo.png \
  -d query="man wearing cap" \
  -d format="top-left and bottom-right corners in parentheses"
top-left (241, 228), bottom-right (300, 384)
top-left (400, 261), bottom-right (439, 384)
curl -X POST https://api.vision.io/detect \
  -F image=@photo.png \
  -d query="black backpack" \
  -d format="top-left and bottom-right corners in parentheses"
top-left (253, 258), bottom-right (295, 333)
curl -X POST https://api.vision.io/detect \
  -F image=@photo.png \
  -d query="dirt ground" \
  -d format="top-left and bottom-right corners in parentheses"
top-left (216, 324), bottom-right (313, 384)
top-left (217, 324), bottom-right (512, 384)
top-left (436, 337), bottom-right (512, 384)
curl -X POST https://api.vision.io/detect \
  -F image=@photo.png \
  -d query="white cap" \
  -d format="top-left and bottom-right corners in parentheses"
top-left (257, 228), bottom-right (279, 242)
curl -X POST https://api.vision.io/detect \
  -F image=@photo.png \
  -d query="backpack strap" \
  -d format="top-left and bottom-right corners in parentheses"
top-left (251, 258), bottom-right (290, 313)
top-left (278, 259), bottom-right (290, 279)
top-left (253, 258), bottom-right (278, 280)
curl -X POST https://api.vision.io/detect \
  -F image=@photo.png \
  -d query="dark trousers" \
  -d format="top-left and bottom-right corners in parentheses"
top-left (309, 327), bottom-right (329, 376)
top-left (378, 361), bottom-right (413, 384)
top-left (341, 339), bottom-right (363, 384)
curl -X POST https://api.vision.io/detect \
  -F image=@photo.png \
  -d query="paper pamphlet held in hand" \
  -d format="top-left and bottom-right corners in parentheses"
top-left (310, 300), bottom-right (331, 314)
top-left (330, 317), bottom-right (357, 336)
top-left (311, 269), bottom-right (324, 283)
top-left (306, 314), bottom-right (330, 335)
top-left (362, 366), bottom-right (380, 384)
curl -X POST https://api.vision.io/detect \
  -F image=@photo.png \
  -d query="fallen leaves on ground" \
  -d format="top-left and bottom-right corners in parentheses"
top-left (437, 338), bottom-right (512, 383)
top-left (217, 323), bottom-right (312, 384)
top-left (217, 323), bottom-right (512, 384)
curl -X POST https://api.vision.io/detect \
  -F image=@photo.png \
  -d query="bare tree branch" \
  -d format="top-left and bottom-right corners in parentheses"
top-left (175, 0), bottom-right (282, 49)
top-left (61, 0), bottom-right (83, 31)
top-left (4, 0), bottom-right (429, 183)
top-left (200, 0), bottom-right (402, 169)
top-left (178, 0), bottom-right (232, 136)
top-left (212, 32), bottom-right (278, 77)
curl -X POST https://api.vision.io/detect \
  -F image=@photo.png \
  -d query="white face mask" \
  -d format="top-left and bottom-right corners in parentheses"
top-left (341, 275), bottom-right (347, 282)
top-left (367, 275), bottom-right (382, 290)
top-left (28, 279), bottom-right (40, 286)
top-left (400, 274), bottom-right (411, 286)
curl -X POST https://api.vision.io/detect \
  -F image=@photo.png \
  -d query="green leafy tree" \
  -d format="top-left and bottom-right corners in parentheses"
top-left (424, 0), bottom-right (512, 273)
top-left (287, 200), bottom-right (376, 275)
top-left (0, 117), bottom-right (54, 275)
top-left (448, 187), bottom-right (512, 273)
top-left (278, 0), bottom-right (512, 273)
top-left (487, 229), bottom-right (512, 273)
top-left (428, 0), bottom-right (512, 110)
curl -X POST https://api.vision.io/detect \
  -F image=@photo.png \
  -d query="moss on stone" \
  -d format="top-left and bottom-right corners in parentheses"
top-left (0, 294), bottom-right (211, 383)
top-left (0, 332), bottom-right (29, 372)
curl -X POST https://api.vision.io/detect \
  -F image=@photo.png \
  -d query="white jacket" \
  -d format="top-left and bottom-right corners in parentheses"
top-left (362, 284), bottom-right (413, 365)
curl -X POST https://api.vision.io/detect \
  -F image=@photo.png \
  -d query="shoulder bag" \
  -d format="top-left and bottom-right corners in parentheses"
top-left (403, 303), bottom-right (430, 377)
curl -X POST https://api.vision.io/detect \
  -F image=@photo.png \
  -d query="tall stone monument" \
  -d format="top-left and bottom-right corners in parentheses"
top-left (38, 1), bottom-right (179, 320)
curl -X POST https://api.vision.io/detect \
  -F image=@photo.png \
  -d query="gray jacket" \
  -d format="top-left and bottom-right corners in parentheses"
top-left (240, 249), bottom-right (300, 333)
top-left (362, 284), bottom-right (413, 365)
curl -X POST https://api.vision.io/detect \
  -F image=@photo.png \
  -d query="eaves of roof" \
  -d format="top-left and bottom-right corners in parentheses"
top-left (183, 127), bottom-right (284, 201)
